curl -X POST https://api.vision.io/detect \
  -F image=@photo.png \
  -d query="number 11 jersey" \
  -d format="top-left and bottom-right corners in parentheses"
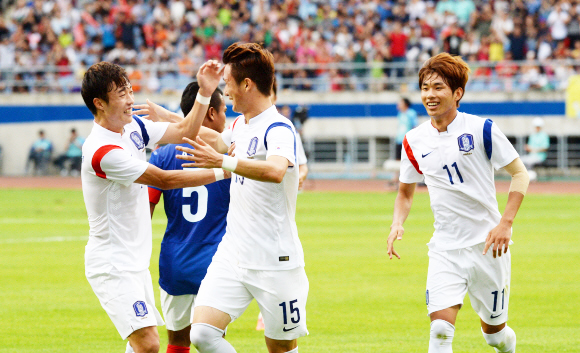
top-left (400, 112), bottom-right (519, 251)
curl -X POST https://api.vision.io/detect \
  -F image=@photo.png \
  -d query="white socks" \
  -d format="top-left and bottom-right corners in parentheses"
top-left (482, 326), bottom-right (516, 353)
top-left (190, 323), bottom-right (236, 353)
top-left (429, 320), bottom-right (455, 353)
top-left (285, 348), bottom-right (298, 353)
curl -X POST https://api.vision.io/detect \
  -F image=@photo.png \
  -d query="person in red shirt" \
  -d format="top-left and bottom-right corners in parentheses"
top-left (389, 21), bottom-right (408, 78)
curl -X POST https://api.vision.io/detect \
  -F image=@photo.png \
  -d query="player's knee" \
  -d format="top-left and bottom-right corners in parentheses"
top-left (190, 323), bottom-right (225, 352)
top-left (482, 326), bottom-right (516, 352)
top-left (430, 319), bottom-right (455, 343)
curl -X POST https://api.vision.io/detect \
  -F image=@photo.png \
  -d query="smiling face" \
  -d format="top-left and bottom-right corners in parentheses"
top-left (421, 73), bottom-right (462, 122)
top-left (223, 64), bottom-right (246, 114)
top-left (98, 81), bottom-right (135, 126)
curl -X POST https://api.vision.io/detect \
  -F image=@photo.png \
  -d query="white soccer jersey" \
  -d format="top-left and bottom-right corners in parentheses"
top-left (81, 117), bottom-right (169, 274)
top-left (219, 105), bottom-right (304, 270)
top-left (400, 112), bottom-right (519, 251)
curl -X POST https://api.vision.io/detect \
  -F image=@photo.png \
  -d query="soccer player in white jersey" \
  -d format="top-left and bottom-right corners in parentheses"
top-left (173, 42), bottom-right (308, 353)
top-left (80, 61), bottom-right (228, 353)
top-left (387, 53), bottom-right (530, 353)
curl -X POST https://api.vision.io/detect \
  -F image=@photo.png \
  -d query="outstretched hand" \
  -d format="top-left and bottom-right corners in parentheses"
top-left (133, 99), bottom-right (182, 123)
top-left (197, 60), bottom-right (224, 97)
top-left (387, 225), bottom-right (404, 260)
top-left (176, 136), bottom-right (223, 169)
top-left (483, 222), bottom-right (512, 258)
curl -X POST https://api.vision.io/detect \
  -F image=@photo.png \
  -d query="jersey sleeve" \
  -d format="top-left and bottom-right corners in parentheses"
top-left (296, 133), bottom-right (307, 165)
top-left (399, 136), bottom-right (424, 184)
top-left (484, 120), bottom-right (519, 170)
top-left (93, 147), bottom-right (149, 186)
top-left (134, 115), bottom-right (170, 148)
top-left (265, 123), bottom-right (296, 165)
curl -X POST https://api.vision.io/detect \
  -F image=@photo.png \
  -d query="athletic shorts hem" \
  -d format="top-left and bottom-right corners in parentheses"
top-left (193, 301), bottom-right (236, 322)
top-left (427, 301), bottom-right (464, 316)
top-left (121, 323), bottom-right (161, 340)
top-left (265, 329), bottom-right (309, 341)
top-left (479, 313), bottom-right (509, 326)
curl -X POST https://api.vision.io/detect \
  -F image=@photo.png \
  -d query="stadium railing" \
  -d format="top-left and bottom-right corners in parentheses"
top-left (1, 59), bottom-right (579, 93)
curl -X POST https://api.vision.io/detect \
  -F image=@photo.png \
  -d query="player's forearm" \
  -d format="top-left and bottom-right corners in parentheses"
top-left (500, 191), bottom-right (525, 226)
top-left (175, 100), bottom-right (208, 140)
top-left (391, 183), bottom-right (416, 227)
top-left (136, 165), bottom-right (218, 190)
top-left (299, 164), bottom-right (308, 181)
top-left (230, 158), bottom-right (287, 183)
top-left (199, 126), bottom-right (227, 153)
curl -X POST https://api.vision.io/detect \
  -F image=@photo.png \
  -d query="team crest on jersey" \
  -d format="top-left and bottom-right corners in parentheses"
top-left (133, 301), bottom-right (148, 317)
top-left (130, 131), bottom-right (145, 149)
top-left (247, 137), bottom-right (258, 158)
top-left (457, 133), bottom-right (474, 152)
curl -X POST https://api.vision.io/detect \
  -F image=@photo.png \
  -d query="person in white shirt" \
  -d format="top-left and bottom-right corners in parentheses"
top-left (80, 61), bottom-right (228, 353)
top-left (387, 53), bottom-right (529, 353)
top-left (175, 42), bottom-right (308, 353)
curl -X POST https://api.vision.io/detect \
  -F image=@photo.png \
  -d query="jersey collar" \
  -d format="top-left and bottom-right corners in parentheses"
top-left (248, 105), bottom-right (277, 126)
top-left (429, 112), bottom-right (462, 136)
top-left (92, 121), bottom-right (124, 140)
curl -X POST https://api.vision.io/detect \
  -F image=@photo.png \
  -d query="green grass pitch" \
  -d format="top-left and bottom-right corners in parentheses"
top-left (0, 188), bottom-right (578, 352)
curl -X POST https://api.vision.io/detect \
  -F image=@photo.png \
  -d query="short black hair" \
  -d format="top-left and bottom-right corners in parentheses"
top-left (180, 82), bottom-right (223, 116)
top-left (81, 62), bottom-right (130, 115)
top-left (402, 97), bottom-right (411, 108)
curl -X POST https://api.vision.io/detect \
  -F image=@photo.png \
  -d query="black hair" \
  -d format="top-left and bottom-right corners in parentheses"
top-left (81, 62), bottom-right (130, 115)
top-left (180, 82), bottom-right (223, 116)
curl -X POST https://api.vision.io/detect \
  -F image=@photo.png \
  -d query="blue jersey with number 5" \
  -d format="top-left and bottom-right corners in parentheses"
top-left (149, 143), bottom-right (230, 296)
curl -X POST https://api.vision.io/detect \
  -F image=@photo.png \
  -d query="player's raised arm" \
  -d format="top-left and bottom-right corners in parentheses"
top-left (387, 182), bottom-right (416, 259)
top-left (483, 157), bottom-right (529, 258)
top-left (157, 60), bottom-right (224, 145)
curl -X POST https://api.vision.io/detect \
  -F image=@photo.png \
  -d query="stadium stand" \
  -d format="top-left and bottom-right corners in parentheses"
top-left (1, 0), bottom-right (580, 92)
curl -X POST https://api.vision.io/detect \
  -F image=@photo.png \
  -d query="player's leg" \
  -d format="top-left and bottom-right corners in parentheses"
top-left (189, 254), bottom-right (253, 353)
top-left (159, 288), bottom-right (195, 352)
top-left (248, 267), bottom-right (309, 353)
top-left (426, 249), bottom-right (469, 353)
top-left (468, 244), bottom-right (515, 352)
top-left (128, 326), bottom-right (160, 353)
top-left (264, 337), bottom-right (297, 353)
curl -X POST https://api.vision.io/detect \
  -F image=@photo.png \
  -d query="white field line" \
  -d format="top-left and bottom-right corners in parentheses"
top-left (0, 218), bottom-right (166, 244)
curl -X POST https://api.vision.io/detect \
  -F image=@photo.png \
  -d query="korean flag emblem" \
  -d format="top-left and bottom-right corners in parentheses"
top-left (247, 137), bottom-right (258, 158)
top-left (130, 131), bottom-right (145, 150)
top-left (457, 133), bottom-right (474, 152)
top-left (133, 301), bottom-right (148, 317)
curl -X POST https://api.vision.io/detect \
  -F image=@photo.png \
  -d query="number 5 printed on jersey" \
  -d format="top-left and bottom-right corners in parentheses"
top-left (182, 186), bottom-right (208, 222)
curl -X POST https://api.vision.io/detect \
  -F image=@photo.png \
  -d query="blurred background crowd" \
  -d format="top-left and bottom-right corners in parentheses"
top-left (1, 0), bottom-right (580, 93)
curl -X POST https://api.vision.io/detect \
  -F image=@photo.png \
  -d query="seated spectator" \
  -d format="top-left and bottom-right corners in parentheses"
top-left (26, 130), bottom-right (53, 175)
top-left (521, 118), bottom-right (550, 181)
top-left (53, 128), bottom-right (84, 176)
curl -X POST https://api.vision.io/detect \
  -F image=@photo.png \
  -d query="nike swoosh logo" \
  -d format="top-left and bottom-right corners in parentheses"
top-left (283, 326), bottom-right (299, 332)
top-left (422, 151), bottom-right (433, 158)
top-left (490, 312), bottom-right (503, 319)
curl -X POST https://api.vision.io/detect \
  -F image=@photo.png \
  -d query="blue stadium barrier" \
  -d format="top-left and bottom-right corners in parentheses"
top-left (0, 101), bottom-right (565, 124)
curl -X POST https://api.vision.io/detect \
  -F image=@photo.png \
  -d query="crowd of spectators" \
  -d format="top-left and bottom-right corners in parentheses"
top-left (1, 0), bottom-right (580, 93)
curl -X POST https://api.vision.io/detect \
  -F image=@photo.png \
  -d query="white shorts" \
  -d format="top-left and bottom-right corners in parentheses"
top-left (194, 253), bottom-right (309, 341)
top-left (159, 287), bottom-right (195, 331)
top-left (86, 269), bottom-right (164, 339)
top-left (426, 242), bottom-right (511, 326)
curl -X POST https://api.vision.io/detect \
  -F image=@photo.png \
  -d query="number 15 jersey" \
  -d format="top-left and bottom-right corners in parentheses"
top-left (400, 112), bottom-right (519, 251)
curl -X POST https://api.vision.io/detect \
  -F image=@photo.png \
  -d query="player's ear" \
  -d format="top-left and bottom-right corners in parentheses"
top-left (454, 87), bottom-right (464, 107)
top-left (93, 97), bottom-right (105, 111)
top-left (206, 107), bottom-right (215, 122)
top-left (244, 78), bottom-right (252, 92)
